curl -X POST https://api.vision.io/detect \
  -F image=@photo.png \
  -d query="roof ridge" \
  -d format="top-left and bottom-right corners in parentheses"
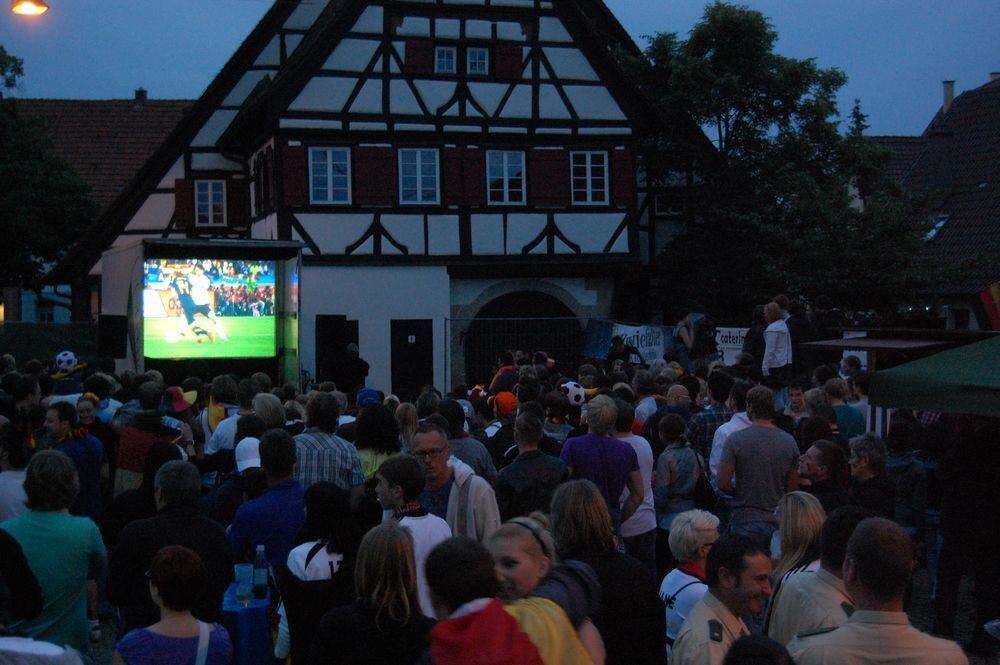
top-left (13, 97), bottom-right (194, 102)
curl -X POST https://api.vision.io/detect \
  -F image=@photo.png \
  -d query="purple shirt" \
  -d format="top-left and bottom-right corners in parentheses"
top-left (560, 433), bottom-right (639, 523)
top-left (116, 624), bottom-right (232, 665)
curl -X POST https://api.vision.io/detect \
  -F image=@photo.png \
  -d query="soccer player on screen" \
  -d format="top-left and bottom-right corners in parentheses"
top-left (169, 269), bottom-right (218, 343)
top-left (189, 264), bottom-right (228, 341)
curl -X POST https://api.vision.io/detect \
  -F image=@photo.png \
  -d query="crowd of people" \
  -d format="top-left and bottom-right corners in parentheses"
top-left (0, 297), bottom-right (997, 664)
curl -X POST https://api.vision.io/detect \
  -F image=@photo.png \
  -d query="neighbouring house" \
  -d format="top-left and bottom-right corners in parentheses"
top-left (4, 93), bottom-right (191, 322)
top-left (35, 0), bottom-right (711, 394)
top-left (872, 75), bottom-right (1000, 331)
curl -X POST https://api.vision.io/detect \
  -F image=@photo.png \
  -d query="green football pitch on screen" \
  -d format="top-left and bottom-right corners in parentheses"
top-left (144, 316), bottom-right (276, 359)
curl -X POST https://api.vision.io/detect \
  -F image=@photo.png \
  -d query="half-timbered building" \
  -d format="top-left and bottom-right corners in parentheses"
top-left (51, 0), bottom-right (709, 395)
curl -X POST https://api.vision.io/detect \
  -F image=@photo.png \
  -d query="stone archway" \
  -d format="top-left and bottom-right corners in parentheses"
top-left (460, 290), bottom-right (584, 387)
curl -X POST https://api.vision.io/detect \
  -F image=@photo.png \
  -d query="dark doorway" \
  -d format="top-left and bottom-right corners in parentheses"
top-left (315, 315), bottom-right (359, 384)
top-left (391, 319), bottom-right (434, 402)
top-left (463, 291), bottom-right (582, 386)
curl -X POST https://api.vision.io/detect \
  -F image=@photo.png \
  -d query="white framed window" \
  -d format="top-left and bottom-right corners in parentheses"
top-left (309, 147), bottom-right (352, 204)
top-left (195, 180), bottom-right (226, 226)
top-left (487, 150), bottom-right (526, 205)
top-left (399, 149), bottom-right (440, 205)
top-left (435, 46), bottom-right (457, 74)
top-left (570, 151), bottom-right (609, 205)
top-left (467, 47), bottom-right (489, 76)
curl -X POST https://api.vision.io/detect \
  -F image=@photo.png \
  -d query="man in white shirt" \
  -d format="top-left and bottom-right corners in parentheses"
top-left (788, 518), bottom-right (967, 665)
top-left (632, 370), bottom-right (661, 426)
top-left (660, 510), bottom-right (719, 657)
top-left (709, 380), bottom-right (751, 487)
top-left (188, 264), bottom-right (228, 340)
top-left (614, 400), bottom-right (657, 573)
top-left (375, 455), bottom-right (451, 617)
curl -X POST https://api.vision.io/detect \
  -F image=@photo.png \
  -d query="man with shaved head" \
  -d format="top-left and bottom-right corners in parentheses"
top-left (788, 517), bottom-right (967, 664)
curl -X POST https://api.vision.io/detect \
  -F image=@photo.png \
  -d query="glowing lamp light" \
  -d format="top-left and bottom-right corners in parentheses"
top-left (11, 0), bottom-right (49, 15)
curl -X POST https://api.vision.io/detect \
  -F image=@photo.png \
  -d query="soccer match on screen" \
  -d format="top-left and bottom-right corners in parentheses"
top-left (142, 259), bottom-right (276, 359)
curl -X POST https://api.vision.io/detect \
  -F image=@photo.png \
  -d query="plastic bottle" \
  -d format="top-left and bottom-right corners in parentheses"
top-left (253, 544), bottom-right (268, 599)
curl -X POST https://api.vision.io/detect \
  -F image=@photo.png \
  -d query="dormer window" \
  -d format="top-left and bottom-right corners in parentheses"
top-left (435, 46), bottom-right (457, 75)
top-left (468, 47), bottom-right (489, 76)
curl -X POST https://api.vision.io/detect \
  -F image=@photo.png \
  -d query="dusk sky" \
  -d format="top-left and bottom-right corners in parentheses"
top-left (1, 0), bottom-right (997, 136)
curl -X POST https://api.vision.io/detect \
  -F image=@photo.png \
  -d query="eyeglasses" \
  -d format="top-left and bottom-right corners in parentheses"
top-left (413, 448), bottom-right (446, 459)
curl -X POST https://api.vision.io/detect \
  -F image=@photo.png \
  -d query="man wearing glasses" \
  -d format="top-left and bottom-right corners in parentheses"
top-left (413, 423), bottom-right (500, 542)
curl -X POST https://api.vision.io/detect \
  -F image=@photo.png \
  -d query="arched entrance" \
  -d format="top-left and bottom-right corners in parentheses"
top-left (463, 291), bottom-right (583, 386)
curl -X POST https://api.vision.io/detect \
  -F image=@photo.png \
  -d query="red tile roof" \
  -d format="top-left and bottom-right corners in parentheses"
top-left (12, 98), bottom-right (192, 214)
top-left (869, 135), bottom-right (928, 183)
top-left (870, 79), bottom-right (1000, 294)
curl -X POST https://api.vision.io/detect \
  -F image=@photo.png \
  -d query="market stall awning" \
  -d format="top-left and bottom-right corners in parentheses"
top-left (870, 335), bottom-right (1000, 417)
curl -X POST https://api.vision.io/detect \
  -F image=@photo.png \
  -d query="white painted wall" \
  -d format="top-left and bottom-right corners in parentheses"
top-left (451, 276), bottom-right (602, 310)
top-left (100, 241), bottom-right (146, 372)
top-left (299, 265), bottom-right (451, 391)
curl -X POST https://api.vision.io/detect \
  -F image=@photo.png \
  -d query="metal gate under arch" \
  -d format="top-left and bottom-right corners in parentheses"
top-left (445, 316), bottom-right (585, 392)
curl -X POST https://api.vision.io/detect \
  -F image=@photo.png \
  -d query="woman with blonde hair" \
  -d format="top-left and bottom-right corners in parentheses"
top-left (485, 514), bottom-right (605, 665)
top-left (772, 491), bottom-right (825, 581)
top-left (763, 491), bottom-right (825, 635)
top-left (307, 523), bottom-right (434, 665)
top-left (395, 403), bottom-right (418, 451)
top-left (549, 480), bottom-right (665, 664)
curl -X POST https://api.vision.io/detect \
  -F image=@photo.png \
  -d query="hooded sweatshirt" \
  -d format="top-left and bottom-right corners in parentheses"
top-left (444, 458), bottom-right (501, 542)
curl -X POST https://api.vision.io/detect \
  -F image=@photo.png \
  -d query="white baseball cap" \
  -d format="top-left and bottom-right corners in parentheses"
top-left (235, 437), bottom-right (261, 472)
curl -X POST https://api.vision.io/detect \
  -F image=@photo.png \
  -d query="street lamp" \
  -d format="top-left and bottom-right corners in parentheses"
top-left (11, 0), bottom-right (49, 15)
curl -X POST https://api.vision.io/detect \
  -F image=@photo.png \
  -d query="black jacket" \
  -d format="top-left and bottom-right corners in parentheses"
top-left (565, 550), bottom-right (666, 665)
top-left (850, 475), bottom-right (895, 519)
top-left (108, 502), bottom-right (234, 635)
top-left (495, 450), bottom-right (568, 520)
top-left (308, 600), bottom-right (434, 665)
top-left (280, 547), bottom-right (357, 665)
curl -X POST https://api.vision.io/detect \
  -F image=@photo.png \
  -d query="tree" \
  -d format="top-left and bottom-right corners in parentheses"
top-left (0, 46), bottom-right (96, 288)
top-left (627, 4), bottom-right (935, 323)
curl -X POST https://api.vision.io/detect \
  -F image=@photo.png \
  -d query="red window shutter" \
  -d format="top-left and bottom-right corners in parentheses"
top-left (227, 179), bottom-right (250, 230)
top-left (496, 44), bottom-right (524, 80)
top-left (405, 40), bottom-right (434, 76)
top-left (173, 179), bottom-right (194, 229)
top-left (612, 149), bottom-right (635, 207)
top-left (529, 149), bottom-right (570, 207)
top-left (355, 147), bottom-right (397, 207)
top-left (462, 148), bottom-right (486, 206)
top-left (282, 145), bottom-right (308, 207)
top-left (442, 147), bottom-right (464, 206)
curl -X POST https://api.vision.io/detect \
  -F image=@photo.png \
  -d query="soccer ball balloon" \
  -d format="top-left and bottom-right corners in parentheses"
top-left (54, 350), bottom-right (78, 373)
top-left (560, 381), bottom-right (586, 406)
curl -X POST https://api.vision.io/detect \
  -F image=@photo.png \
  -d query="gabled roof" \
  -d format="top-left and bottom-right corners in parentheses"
top-left (14, 98), bottom-right (192, 214)
top-left (871, 78), bottom-right (1000, 295)
top-left (44, 0), bottom-right (302, 284)
top-left (220, 0), bottom-right (715, 161)
top-left (869, 135), bottom-right (927, 184)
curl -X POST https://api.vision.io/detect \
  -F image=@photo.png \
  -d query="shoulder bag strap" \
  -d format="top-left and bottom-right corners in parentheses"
top-left (194, 621), bottom-right (210, 665)
top-left (303, 540), bottom-right (327, 570)
top-left (663, 579), bottom-right (702, 608)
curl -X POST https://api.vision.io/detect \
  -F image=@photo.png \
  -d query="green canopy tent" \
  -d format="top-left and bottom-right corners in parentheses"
top-left (870, 335), bottom-right (1000, 417)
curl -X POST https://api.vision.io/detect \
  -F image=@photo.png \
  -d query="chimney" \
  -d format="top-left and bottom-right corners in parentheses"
top-left (942, 80), bottom-right (954, 113)
top-left (134, 87), bottom-right (147, 107)
top-left (991, 72), bottom-right (1000, 82)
